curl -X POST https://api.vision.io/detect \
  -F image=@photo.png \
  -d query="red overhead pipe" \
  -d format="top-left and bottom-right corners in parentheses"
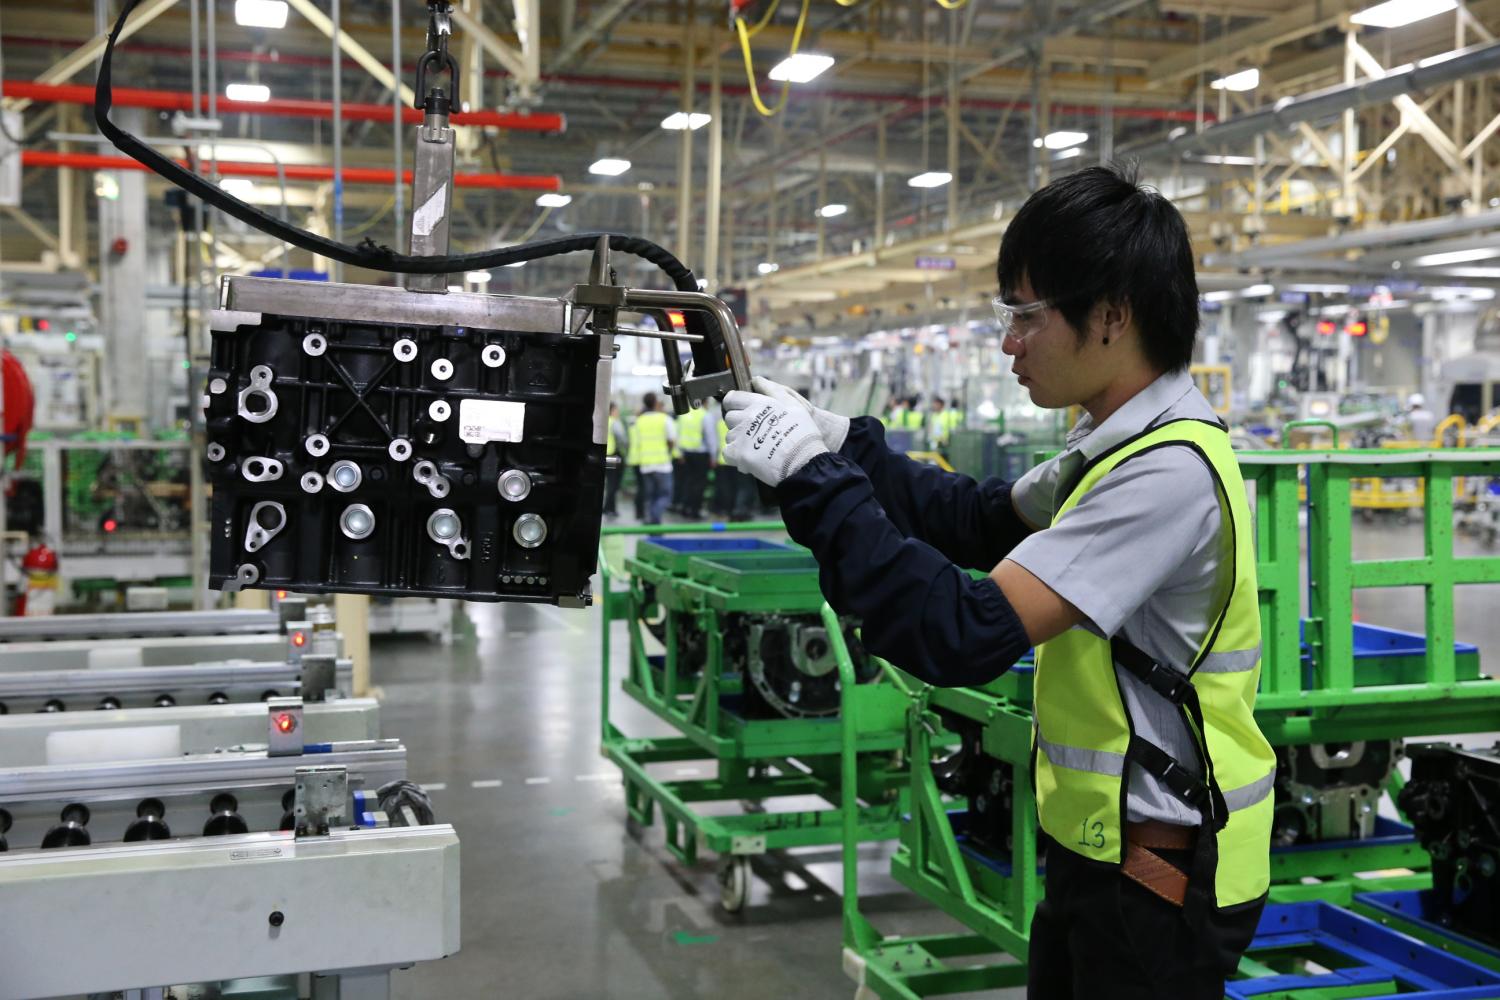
top-left (1, 80), bottom-right (566, 133)
top-left (20, 149), bottom-right (561, 191)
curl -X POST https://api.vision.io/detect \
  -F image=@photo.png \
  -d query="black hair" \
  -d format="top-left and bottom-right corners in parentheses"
top-left (643, 392), bottom-right (657, 410)
top-left (996, 162), bottom-right (1198, 372)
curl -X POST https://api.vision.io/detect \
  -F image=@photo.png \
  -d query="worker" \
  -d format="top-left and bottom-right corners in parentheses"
top-left (1407, 392), bottom-right (1438, 444)
top-left (882, 397), bottom-right (910, 430)
top-left (675, 400), bottom-right (715, 520)
top-left (634, 392), bottom-right (676, 525)
top-left (602, 402), bottom-right (628, 519)
top-left (721, 164), bottom-right (1272, 1000)
top-left (627, 407), bottom-right (645, 521)
top-left (927, 397), bottom-right (963, 450)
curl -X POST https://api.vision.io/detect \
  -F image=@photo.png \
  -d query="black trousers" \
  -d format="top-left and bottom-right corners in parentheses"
top-left (680, 452), bottom-right (710, 516)
top-left (1027, 838), bottom-right (1263, 1000)
top-left (602, 464), bottom-right (623, 515)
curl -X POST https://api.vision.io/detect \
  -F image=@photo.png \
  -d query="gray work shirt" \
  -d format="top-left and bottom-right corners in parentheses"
top-left (1009, 368), bottom-right (1233, 825)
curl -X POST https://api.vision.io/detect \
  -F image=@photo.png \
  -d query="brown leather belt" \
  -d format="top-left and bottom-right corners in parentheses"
top-left (1121, 820), bottom-right (1196, 907)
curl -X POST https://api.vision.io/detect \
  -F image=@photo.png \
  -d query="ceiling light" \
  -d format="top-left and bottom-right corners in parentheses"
top-left (908, 171), bottom-right (952, 189)
top-left (757, 262), bottom-right (780, 275)
top-left (589, 157), bottom-right (631, 176)
top-left (768, 53), bottom-right (835, 83)
top-left (1192, 154), bottom-right (1258, 166)
top-left (1442, 267), bottom-right (1500, 279)
top-left (535, 193), bottom-right (572, 208)
top-left (1055, 148), bottom-right (1083, 160)
top-left (1202, 290), bottom-right (1236, 303)
top-left (466, 270), bottom-right (492, 283)
top-left (225, 83), bottom-right (271, 103)
top-left (1210, 68), bottom-right (1260, 92)
top-left (1242, 283), bottom-right (1276, 297)
top-left (1351, 0), bottom-right (1456, 27)
top-left (1042, 131), bottom-right (1088, 150)
top-left (234, 0), bottom-right (288, 28)
top-left (816, 203), bottom-right (847, 218)
top-left (219, 178), bottom-right (255, 197)
top-left (1410, 247), bottom-right (1500, 267)
top-left (660, 112), bottom-right (712, 131)
top-left (1286, 283), bottom-right (1352, 294)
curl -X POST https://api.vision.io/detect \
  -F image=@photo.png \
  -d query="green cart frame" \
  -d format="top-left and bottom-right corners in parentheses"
top-left (598, 522), bottom-right (916, 912)
top-left (828, 445), bottom-right (1500, 998)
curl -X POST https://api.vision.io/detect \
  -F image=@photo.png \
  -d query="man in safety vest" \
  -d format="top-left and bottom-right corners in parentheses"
top-left (718, 164), bottom-right (1272, 999)
top-left (927, 397), bottom-right (963, 451)
top-left (634, 392), bottom-right (676, 525)
top-left (603, 402), bottom-right (628, 518)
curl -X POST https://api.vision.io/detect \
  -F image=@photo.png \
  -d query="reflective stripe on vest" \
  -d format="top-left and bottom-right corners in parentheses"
top-left (1032, 417), bottom-right (1276, 909)
top-left (678, 407), bottom-right (706, 451)
top-left (633, 411), bottom-right (672, 467)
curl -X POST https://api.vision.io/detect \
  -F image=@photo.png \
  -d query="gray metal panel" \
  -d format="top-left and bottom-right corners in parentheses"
top-left (0, 825), bottom-right (459, 999)
top-left (0, 609), bottom-right (282, 642)
top-left (0, 698), bottom-right (381, 766)
top-left (0, 658), bottom-right (354, 703)
top-left (221, 275), bottom-right (568, 334)
top-left (0, 633), bottom-right (291, 671)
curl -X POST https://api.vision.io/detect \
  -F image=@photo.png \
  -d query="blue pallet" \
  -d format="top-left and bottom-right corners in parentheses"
top-left (1357, 890), bottom-right (1500, 965)
top-left (1300, 620), bottom-right (1479, 661)
top-left (1228, 901), bottom-right (1500, 998)
top-left (642, 536), bottom-right (790, 554)
top-left (1270, 815), bottom-right (1416, 855)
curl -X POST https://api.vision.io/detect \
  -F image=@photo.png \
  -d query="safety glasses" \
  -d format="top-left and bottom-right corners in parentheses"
top-left (990, 296), bottom-right (1058, 345)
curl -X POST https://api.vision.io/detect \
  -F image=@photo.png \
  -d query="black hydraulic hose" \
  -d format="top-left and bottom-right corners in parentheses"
top-left (93, 0), bottom-right (703, 293)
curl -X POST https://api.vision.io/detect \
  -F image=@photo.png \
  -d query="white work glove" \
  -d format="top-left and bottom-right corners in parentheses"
top-left (751, 376), bottom-right (850, 453)
top-left (722, 391), bottom-right (829, 487)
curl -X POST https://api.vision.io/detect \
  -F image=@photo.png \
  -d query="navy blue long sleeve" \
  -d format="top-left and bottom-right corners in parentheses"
top-left (838, 416), bottom-right (1033, 570)
top-left (776, 451), bottom-right (1031, 688)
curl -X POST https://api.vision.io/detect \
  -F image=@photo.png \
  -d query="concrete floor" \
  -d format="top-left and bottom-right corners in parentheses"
top-left (373, 516), bottom-right (1500, 999)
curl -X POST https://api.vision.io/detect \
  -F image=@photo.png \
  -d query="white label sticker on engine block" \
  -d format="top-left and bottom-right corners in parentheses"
top-left (458, 399), bottom-right (526, 444)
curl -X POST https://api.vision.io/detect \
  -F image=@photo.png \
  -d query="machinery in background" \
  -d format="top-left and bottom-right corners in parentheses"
top-left (1272, 739), bottom-right (1401, 847)
top-left (599, 528), bottom-right (913, 912)
top-left (1399, 742), bottom-right (1500, 949)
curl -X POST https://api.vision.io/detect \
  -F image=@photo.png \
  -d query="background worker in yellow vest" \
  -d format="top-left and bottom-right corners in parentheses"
top-left (673, 399), bottom-right (716, 520)
top-left (602, 402), bottom-right (628, 518)
top-left (633, 392), bottom-right (676, 525)
top-left (719, 165), bottom-right (1271, 1000)
top-left (927, 397), bottom-right (963, 452)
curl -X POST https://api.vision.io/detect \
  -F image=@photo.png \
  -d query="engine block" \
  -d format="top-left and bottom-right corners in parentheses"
top-left (204, 276), bottom-right (610, 607)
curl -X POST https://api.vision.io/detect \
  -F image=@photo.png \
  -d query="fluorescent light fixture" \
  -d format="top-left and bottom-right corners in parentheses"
top-left (225, 83), bottom-right (271, 103)
top-left (1210, 68), bottom-right (1260, 92)
top-left (588, 157), bottom-right (632, 176)
top-left (768, 53), bottom-right (835, 83)
top-left (660, 112), bottom-right (712, 131)
top-left (1411, 247), bottom-right (1500, 267)
top-left (219, 178), bottom-right (255, 197)
top-left (757, 262), bottom-right (781, 275)
top-left (908, 171), bottom-right (952, 189)
top-left (1192, 154), bottom-right (1258, 166)
top-left (816, 203), bottom-right (847, 218)
top-left (1042, 131), bottom-right (1088, 150)
top-left (535, 193), bottom-right (572, 208)
top-left (1428, 286), bottom-right (1496, 301)
top-left (234, 0), bottom-right (288, 28)
top-left (1202, 290), bottom-right (1237, 303)
top-left (1055, 148), bottom-right (1084, 160)
top-left (1242, 283), bottom-right (1276, 297)
top-left (466, 270), bottom-right (492, 284)
top-left (1443, 267), bottom-right (1500, 279)
top-left (1351, 0), bottom-right (1456, 27)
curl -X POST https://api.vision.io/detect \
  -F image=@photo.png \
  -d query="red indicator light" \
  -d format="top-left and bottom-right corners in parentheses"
top-left (276, 590), bottom-right (288, 600)
top-left (275, 713), bottom-right (297, 733)
top-left (667, 310), bottom-right (686, 329)
top-left (1316, 320), bottom-right (1336, 336)
top-left (292, 632), bottom-right (306, 647)
top-left (1347, 321), bottom-right (1368, 337)
top-left (102, 518), bottom-right (118, 533)
top-left (36, 319), bottom-right (49, 332)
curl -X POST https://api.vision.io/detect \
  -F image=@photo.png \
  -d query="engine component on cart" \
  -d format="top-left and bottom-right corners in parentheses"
top-left (123, 798), bottom-right (171, 842)
top-left (933, 718), bottom-right (1020, 857)
top-left (1399, 742), bottom-right (1500, 947)
top-left (1271, 740), bottom-right (1399, 846)
top-left (745, 615), bottom-right (873, 718)
top-left (41, 803), bottom-right (91, 849)
top-left (203, 792), bottom-right (250, 837)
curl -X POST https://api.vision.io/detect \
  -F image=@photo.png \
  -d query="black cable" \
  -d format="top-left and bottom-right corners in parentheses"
top-left (93, 0), bottom-right (702, 291)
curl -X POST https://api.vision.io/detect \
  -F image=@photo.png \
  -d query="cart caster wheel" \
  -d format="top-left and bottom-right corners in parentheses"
top-left (719, 856), bottom-right (750, 914)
